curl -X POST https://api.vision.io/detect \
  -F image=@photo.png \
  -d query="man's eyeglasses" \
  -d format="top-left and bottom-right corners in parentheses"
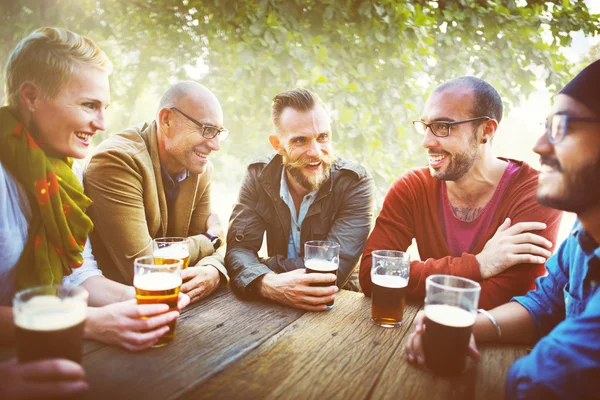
top-left (545, 114), bottom-right (600, 144)
top-left (170, 107), bottom-right (229, 140)
top-left (412, 116), bottom-right (491, 137)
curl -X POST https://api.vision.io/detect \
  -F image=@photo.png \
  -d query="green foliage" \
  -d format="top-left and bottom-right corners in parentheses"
top-left (1, 0), bottom-right (598, 200)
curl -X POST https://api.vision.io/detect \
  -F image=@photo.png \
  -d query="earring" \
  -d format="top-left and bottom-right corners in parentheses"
top-left (482, 138), bottom-right (488, 144)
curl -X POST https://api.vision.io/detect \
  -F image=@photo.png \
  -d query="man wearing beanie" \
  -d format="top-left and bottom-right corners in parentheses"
top-left (406, 61), bottom-right (600, 398)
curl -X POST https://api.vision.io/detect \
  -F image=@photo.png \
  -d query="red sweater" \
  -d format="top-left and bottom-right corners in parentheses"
top-left (359, 159), bottom-right (563, 310)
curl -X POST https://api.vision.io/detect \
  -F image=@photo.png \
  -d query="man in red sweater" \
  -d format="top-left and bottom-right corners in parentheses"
top-left (359, 76), bottom-right (563, 309)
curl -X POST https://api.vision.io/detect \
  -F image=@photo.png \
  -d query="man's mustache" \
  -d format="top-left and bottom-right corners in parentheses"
top-left (284, 154), bottom-right (335, 169)
top-left (540, 157), bottom-right (562, 172)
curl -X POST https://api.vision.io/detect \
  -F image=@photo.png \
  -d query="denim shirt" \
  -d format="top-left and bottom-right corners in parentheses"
top-left (279, 168), bottom-right (317, 258)
top-left (506, 221), bottom-right (600, 399)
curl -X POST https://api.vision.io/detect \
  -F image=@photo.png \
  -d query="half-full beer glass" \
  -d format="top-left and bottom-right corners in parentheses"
top-left (13, 285), bottom-right (88, 363)
top-left (134, 256), bottom-right (183, 347)
top-left (153, 237), bottom-right (191, 269)
top-left (370, 250), bottom-right (410, 328)
top-left (304, 240), bottom-right (340, 310)
top-left (423, 275), bottom-right (481, 376)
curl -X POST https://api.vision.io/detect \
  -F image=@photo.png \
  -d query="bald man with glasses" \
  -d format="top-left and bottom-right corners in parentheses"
top-left (359, 76), bottom-right (563, 310)
top-left (84, 81), bottom-right (228, 303)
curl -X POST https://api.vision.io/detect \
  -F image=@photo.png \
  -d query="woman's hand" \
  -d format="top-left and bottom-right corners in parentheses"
top-left (85, 293), bottom-right (189, 352)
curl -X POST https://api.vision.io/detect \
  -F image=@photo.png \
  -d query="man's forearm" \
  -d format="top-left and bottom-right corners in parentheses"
top-left (474, 301), bottom-right (536, 344)
top-left (255, 273), bottom-right (276, 300)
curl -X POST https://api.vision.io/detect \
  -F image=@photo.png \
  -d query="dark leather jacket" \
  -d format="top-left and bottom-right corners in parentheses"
top-left (225, 154), bottom-right (374, 296)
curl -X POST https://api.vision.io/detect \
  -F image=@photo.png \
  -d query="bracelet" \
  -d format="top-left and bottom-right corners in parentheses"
top-left (478, 309), bottom-right (502, 339)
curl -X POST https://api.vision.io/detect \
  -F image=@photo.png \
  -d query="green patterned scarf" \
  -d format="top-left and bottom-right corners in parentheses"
top-left (0, 107), bottom-right (93, 290)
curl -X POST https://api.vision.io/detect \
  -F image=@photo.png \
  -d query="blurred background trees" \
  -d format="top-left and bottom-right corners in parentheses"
top-left (1, 0), bottom-right (599, 206)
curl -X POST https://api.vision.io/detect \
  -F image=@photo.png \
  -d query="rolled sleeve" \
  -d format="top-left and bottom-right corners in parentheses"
top-left (511, 237), bottom-right (573, 338)
top-left (505, 290), bottom-right (600, 399)
top-left (61, 237), bottom-right (102, 289)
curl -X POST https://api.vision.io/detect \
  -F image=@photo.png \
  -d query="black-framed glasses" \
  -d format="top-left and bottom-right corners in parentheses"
top-left (170, 107), bottom-right (229, 140)
top-left (545, 114), bottom-right (600, 144)
top-left (412, 116), bottom-right (491, 137)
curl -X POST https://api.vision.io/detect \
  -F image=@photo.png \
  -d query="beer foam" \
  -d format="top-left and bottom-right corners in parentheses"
top-left (134, 272), bottom-right (182, 291)
top-left (304, 259), bottom-right (338, 272)
top-left (371, 274), bottom-right (408, 288)
top-left (153, 246), bottom-right (189, 259)
top-left (15, 296), bottom-right (86, 331)
top-left (424, 304), bottom-right (476, 327)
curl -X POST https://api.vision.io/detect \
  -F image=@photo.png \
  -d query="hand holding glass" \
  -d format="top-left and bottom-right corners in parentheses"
top-left (304, 240), bottom-right (340, 310)
top-left (133, 256), bottom-right (183, 347)
top-left (423, 275), bottom-right (481, 376)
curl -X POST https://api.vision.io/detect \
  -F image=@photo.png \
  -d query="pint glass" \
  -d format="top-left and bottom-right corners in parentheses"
top-left (134, 256), bottom-right (183, 347)
top-left (423, 275), bottom-right (481, 376)
top-left (13, 285), bottom-right (88, 363)
top-left (304, 240), bottom-right (340, 310)
top-left (153, 237), bottom-right (191, 269)
top-left (370, 250), bottom-right (410, 328)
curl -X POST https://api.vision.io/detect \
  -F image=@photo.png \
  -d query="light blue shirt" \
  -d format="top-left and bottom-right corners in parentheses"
top-left (279, 168), bottom-right (317, 258)
top-left (506, 221), bottom-right (600, 399)
top-left (0, 162), bottom-right (102, 305)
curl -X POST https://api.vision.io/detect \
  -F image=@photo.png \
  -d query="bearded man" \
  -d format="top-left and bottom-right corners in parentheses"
top-left (226, 89), bottom-right (374, 311)
top-left (359, 76), bottom-right (563, 309)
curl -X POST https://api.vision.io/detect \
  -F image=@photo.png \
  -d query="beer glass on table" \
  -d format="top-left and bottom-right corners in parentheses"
top-left (423, 275), bottom-right (481, 376)
top-left (13, 285), bottom-right (88, 363)
top-left (134, 256), bottom-right (183, 347)
top-left (304, 240), bottom-right (340, 310)
top-left (370, 250), bottom-right (410, 328)
top-left (153, 237), bottom-right (191, 269)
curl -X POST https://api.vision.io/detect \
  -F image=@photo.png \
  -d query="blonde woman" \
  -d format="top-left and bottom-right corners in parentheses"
top-left (0, 28), bottom-right (189, 399)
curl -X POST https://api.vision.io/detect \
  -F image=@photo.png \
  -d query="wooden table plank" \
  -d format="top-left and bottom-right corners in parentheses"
top-left (84, 290), bottom-right (304, 400)
top-left (474, 344), bottom-right (530, 400)
top-left (370, 306), bottom-right (529, 400)
top-left (187, 291), bottom-right (420, 400)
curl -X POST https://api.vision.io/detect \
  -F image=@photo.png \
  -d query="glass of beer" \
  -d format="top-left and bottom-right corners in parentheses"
top-left (13, 284), bottom-right (88, 363)
top-left (134, 256), bottom-right (183, 347)
top-left (304, 240), bottom-right (340, 310)
top-left (153, 237), bottom-right (191, 269)
top-left (370, 250), bottom-right (410, 328)
top-left (423, 275), bottom-right (481, 376)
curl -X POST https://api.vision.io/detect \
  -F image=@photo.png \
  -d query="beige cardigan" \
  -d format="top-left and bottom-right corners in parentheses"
top-left (84, 121), bottom-right (226, 285)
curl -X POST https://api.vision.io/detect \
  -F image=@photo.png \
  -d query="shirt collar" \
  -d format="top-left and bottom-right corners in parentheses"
top-left (161, 165), bottom-right (189, 186)
top-left (571, 220), bottom-right (600, 258)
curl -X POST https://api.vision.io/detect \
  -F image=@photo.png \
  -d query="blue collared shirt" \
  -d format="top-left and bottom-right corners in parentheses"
top-left (506, 221), bottom-right (600, 399)
top-left (279, 168), bottom-right (317, 258)
top-left (160, 165), bottom-right (189, 205)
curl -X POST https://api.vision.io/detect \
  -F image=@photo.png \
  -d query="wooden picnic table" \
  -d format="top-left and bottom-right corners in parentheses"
top-left (0, 288), bottom-right (529, 399)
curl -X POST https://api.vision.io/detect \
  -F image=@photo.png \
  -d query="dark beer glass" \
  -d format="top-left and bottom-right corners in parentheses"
top-left (423, 275), bottom-right (481, 376)
top-left (370, 250), bottom-right (410, 328)
top-left (13, 285), bottom-right (88, 363)
top-left (134, 256), bottom-right (183, 348)
top-left (304, 240), bottom-right (340, 310)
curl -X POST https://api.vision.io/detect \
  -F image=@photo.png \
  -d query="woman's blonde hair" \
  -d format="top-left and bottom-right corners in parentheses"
top-left (4, 27), bottom-right (112, 108)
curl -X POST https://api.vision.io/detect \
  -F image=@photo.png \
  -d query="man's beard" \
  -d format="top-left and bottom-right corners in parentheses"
top-left (430, 133), bottom-right (479, 181)
top-left (537, 156), bottom-right (600, 214)
top-left (281, 149), bottom-right (335, 192)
